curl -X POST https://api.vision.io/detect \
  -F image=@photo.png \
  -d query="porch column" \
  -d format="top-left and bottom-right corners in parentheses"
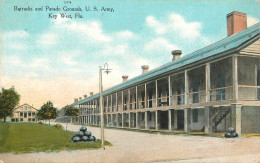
top-left (107, 96), bottom-right (109, 113)
top-left (111, 114), bottom-right (114, 127)
top-left (205, 63), bottom-right (211, 102)
top-left (122, 91), bottom-right (124, 111)
top-left (233, 55), bottom-right (238, 100)
top-left (122, 113), bottom-right (124, 128)
top-left (129, 113), bottom-right (131, 128)
top-left (168, 76), bottom-right (172, 106)
top-left (136, 112), bottom-right (139, 129)
top-left (111, 95), bottom-right (113, 112)
top-left (116, 114), bottom-right (119, 127)
top-left (231, 104), bottom-right (242, 135)
top-left (107, 114), bottom-right (109, 127)
top-left (155, 110), bottom-right (159, 130)
top-left (145, 111), bottom-right (148, 129)
top-left (136, 86), bottom-right (138, 109)
top-left (184, 108), bottom-right (191, 133)
top-left (145, 83), bottom-right (147, 108)
top-left (168, 110), bottom-right (173, 131)
top-left (174, 110), bottom-right (178, 129)
top-left (155, 80), bottom-right (158, 107)
top-left (204, 106), bottom-right (213, 135)
top-left (185, 70), bottom-right (189, 105)
top-left (128, 89), bottom-right (130, 110)
top-left (116, 93), bottom-right (118, 111)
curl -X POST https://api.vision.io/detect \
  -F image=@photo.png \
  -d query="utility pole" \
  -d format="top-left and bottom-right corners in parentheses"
top-left (99, 66), bottom-right (105, 149)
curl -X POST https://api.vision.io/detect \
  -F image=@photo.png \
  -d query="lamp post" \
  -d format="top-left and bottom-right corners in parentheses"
top-left (99, 63), bottom-right (112, 149)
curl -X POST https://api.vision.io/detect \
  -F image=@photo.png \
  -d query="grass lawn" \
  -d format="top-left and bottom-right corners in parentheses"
top-left (0, 122), bottom-right (112, 154)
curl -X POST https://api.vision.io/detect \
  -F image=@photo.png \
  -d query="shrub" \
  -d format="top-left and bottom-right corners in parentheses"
top-left (52, 124), bottom-right (64, 130)
top-left (38, 122), bottom-right (43, 124)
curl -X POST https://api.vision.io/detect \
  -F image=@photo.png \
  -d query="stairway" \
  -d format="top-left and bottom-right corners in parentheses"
top-left (201, 107), bottom-right (230, 132)
top-left (213, 108), bottom-right (230, 131)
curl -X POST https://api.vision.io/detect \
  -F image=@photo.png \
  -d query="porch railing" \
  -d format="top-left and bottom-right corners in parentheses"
top-left (238, 85), bottom-right (260, 100)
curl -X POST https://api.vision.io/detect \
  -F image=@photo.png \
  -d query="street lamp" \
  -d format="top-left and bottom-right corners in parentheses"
top-left (99, 63), bottom-right (112, 149)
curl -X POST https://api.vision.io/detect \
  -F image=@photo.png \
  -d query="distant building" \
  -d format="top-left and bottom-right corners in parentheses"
top-left (65, 11), bottom-right (260, 135)
top-left (11, 104), bottom-right (38, 122)
top-left (56, 108), bottom-right (73, 123)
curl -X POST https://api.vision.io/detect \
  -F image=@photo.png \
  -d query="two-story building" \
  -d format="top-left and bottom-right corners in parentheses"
top-left (65, 11), bottom-right (260, 135)
top-left (11, 103), bottom-right (38, 122)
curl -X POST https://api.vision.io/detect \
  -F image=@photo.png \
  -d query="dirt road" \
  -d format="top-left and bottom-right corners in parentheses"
top-left (1, 123), bottom-right (260, 163)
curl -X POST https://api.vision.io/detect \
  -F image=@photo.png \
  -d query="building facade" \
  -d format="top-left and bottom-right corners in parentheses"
top-left (58, 12), bottom-right (260, 135)
top-left (11, 104), bottom-right (38, 122)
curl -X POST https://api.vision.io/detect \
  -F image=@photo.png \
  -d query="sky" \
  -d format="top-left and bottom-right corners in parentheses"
top-left (0, 0), bottom-right (259, 109)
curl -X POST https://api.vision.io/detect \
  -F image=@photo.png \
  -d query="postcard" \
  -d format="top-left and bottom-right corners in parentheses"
top-left (0, 0), bottom-right (260, 162)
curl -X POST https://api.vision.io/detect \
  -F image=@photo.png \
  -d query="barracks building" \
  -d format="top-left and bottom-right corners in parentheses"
top-left (57, 11), bottom-right (260, 135)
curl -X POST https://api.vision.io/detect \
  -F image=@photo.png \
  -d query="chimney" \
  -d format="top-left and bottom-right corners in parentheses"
top-left (74, 98), bottom-right (78, 102)
top-left (79, 97), bottom-right (82, 100)
top-left (90, 92), bottom-right (94, 96)
top-left (171, 50), bottom-right (182, 61)
top-left (227, 11), bottom-right (247, 36)
top-left (84, 95), bottom-right (88, 98)
top-left (141, 65), bottom-right (149, 74)
top-left (122, 75), bottom-right (128, 82)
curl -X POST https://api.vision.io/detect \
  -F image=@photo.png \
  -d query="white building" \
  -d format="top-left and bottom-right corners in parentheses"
top-left (11, 104), bottom-right (38, 122)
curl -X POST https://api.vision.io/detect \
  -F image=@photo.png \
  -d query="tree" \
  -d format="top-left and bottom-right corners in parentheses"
top-left (36, 108), bottom-right (46, 122)
top-left (64, 105), bottom-right (79, 130)
top-left (38, 101), bottom-right (57, 125)
top-left (0, 87), bottom-right (20, 122)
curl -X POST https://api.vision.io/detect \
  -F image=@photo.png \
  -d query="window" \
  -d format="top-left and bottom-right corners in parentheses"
top-left (24, 113), bottom-right (27, 118)
top-left (28, 112), bottom-right (31, 116)
top-left (28, 118), bottom-right (31, 121)
top-left (20, 118), bottom-right (23, 122)
top-left (11, 119), bottom-right (15, 122)
top-left (32, 118), bottom-right (35, 121)
top-left (25, 106), bottom-right (28, 111)
top-left (192, 109), bottom-right (199, 123)
top-left (20, 112), bottom-right (23, 117)
top-left (32, 112), bottom-right (35, 116)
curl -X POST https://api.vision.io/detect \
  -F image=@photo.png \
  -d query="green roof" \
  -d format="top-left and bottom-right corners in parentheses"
top-left (70, 23), bottom-right (260, 107)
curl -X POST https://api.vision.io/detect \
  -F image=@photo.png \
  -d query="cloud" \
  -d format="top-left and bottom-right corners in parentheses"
top-left (62, 56), bottom-right (77, 66)
top-left (146, 13), bottom-right (202, 39)
top-left (115, 30), bottom-right (137, 40)
top-left (5, 42), bottom-right (28, 50)
top-left (4, 55), bottom-right (21, 65)
top-left (56, 50), bottom-right (82, 66)
top-left (60, 21), bottom-right (112, 43)
top-left (145, 37), bottom-right (179, 52)
top-left (3, 30), bottom-right (29, 40)
top-left (1, 12), bottom-right (206, 108)
top-left (168, 13), bottom-right (202, 39)
top-left (146, 16), bottom-right (167, 34)
top-left (37, 33), bottom-right (57, 46)
top-left (30, 58), bottom-right (51, 71)
top-left (97, 44), bottom-right (129, 56)
top-left (247, 16), bottom-right (259, 27)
